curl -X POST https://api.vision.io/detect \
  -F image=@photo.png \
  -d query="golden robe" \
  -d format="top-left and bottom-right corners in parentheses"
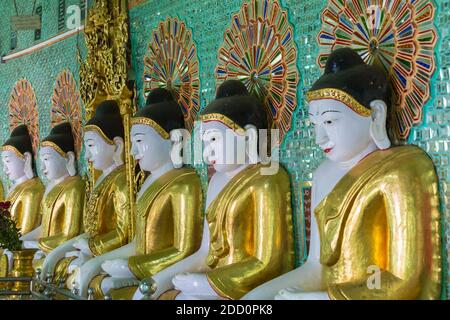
top-left (38, 176), bottom-right (86, 253)
top-left (54, 166), bottom-right (133, 284)
top-left (205, 163), bottom-right (294, 300)
top-left (84, 165), bottom-right (133, 255)
top-left (8, 177), bottom-right (44, 235)
top-left (129, 167), bottom-right (203, 278)
top-left (0, 182), bottom-right (3, 201)
top-left (100, 167), bottom-right (203, 300)
top-left (315, 146), bottom-right (442, 300)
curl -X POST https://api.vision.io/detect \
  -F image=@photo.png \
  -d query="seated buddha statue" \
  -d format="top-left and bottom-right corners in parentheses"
top-left (19, 123), bottom-right (85, 268)
top-left (133, 80), bottom-right (294, 300)
top-left (73, 88), bottom-right (204, 300)
top-left (40, 101), bottom-right (133, 293)
top-left (0, 125), bottom-right (44, 275)
top-left (243, 48), bottom-right (442, 300)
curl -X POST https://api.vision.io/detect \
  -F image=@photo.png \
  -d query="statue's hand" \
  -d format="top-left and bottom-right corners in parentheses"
top-left (101, 259), bottom-right (134, 278)
top-left (71, 257), bottom-right (103, 297)
top-left (101, 276), bottom-right (140, 295)
top-left (73, 238), bottom-right (93, 257)
top-left (65, 250), bottom-right (79, 258)
top-left (172, 272), bottom-right (218, 297)
top-left (67, 252), bottom-right (90, 275)
top-left (275, 287), bottom-right (329, 300)
top-left (23, 240), bottom-right (40, 249)
top-left (34, 250), bottom-right (46, 260)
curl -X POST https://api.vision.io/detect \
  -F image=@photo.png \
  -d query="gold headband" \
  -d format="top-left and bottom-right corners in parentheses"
top-left (200, 113), bottom-right (246, 135)
top-left (131, 117), bottom-right (170, 139)
top-left (40, 141), bottom-right (67, 158)
top-left (0, 145), bottom-right (25, 159)
top-left (306, 88), bottom-right (372, 117)
top-left (84, 125), bottom-right (115, 145)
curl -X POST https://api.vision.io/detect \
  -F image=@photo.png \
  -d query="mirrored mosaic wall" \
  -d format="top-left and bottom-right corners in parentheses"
top-left (0, 0), bottom-right (448, 298)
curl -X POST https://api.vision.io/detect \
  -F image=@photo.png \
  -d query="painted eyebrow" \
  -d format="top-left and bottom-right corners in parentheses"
top-left (321, 110), bottom-right (341, 115)
top-left (132, 133), bottom-right (146, 137)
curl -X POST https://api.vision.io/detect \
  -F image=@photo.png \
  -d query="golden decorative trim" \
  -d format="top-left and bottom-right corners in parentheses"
top-left (88, 274), bottom-right (109, 300)
top-left (200, 113), bottom-right (246, 135)
top-left (306, 88), bottom-right (372, 117)
top-left (84, 125), bottom-right (114, 145)
top-left (131, 117), bottom-right (170, 139)
top-left (41, 141), bottom-right (66, 158)
top-left (0, 145), bottom-right (24, 159)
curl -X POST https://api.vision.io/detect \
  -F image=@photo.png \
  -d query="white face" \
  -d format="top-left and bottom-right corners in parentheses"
top-left (130, 124), bottom-right (171, 172)
top-left (83, 130), bottom-right (115, 171)
top-left (309, 99), bottom-right (373, 163)
top-left (39, 146), bottom-right (68, 181)
top-left (1, 150), bottom-right (26, 181)
top-left (202, 121), bottom-right (245, 173)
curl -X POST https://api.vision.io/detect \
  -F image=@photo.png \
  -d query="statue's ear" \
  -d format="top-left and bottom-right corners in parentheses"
top-left (23, 152), bottom-right (35, 179)
top-left (170, 129), bottom-right (185, 169)
top-left (113, 137), bottom-right (124, 166)
top-left (66, 151), bottom-right (77, 176)
top-left (244, 124), bottom-right (258, 164)
top-left (369, 100), bottom-right (391, 150)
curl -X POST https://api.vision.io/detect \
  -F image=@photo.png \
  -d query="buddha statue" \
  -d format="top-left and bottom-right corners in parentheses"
top-left (1, 125), bottom-right (44, 236)
top-left (19, 122), bottom-right (85, 269)
top-left (40, 101), bottom-right (133, 293)
top-left (137, 80), bottom-right (294, 300)
top-left (0, 125), bottom-right (44, 276)
top-left (73, 88), bottom-right (204, 299)
top-left (243, 48), bottom-right (442, 300)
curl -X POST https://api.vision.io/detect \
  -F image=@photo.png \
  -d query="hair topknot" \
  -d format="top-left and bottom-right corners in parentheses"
top-left (145, 87), bottom-right (175, 106)
top-left (215, 79), bottom-right (249, 99)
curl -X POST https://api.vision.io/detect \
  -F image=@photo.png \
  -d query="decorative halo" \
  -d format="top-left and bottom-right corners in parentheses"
top-left (215, 0), bottom-right (299, 143)
top-left (8, 79), bottom-right (40, 156)
top-left (142, 17), bottom-right (200, 132)
top-left (317, 0), bottom-right (437, 140)
top-left (51, 69), bottom-right (83, 157)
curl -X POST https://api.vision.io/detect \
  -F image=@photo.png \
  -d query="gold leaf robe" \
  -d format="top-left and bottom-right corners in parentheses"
top-left (84, 165), bottom-right (133, 255)
top-left (315, 146), bottom-right (442, 300)
top-left (1, 178), bottom-right (43, 280)
top-left (54, 166), bottom-right (133, 284)
top-left (102, 167), bottom-right (203, 300)
top-left (8, 177), bottom-right (44, 235)
top-left (39, 176), bottom-right (86, 253)
top-left (206, 163), bottom-right (294, 300)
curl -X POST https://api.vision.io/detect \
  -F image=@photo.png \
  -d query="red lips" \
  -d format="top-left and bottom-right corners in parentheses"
top-left (324, 148), bottom-right (333, 154)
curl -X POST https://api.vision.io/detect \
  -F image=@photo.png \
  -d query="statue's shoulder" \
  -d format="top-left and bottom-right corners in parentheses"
top-left (112, 166), bottom-right (128, 185)
top-left (167, 167), bottom-right (202, 191)
top-left (251, 162), bottom-right (290, 189)
top-left (376, 145), bottom-right (435, 174)
top-left (26, 177), bottom-right (44, 193)
top-left (64, 175), bottom-right (86, 190)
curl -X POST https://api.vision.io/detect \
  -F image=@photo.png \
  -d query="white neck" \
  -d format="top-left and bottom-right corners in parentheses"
top-left (137, 161), bottom-right (175, 200)
top-left (337, 142), bottom-right (378, 169)
top-left (44, 173), bottom-right (70, 197)
top-left (8, 175), bottom-right (30, 196)
top-left (206, 163), bottom-right (250, 209)
top-left (95, 162), bottom-right (119, 188)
